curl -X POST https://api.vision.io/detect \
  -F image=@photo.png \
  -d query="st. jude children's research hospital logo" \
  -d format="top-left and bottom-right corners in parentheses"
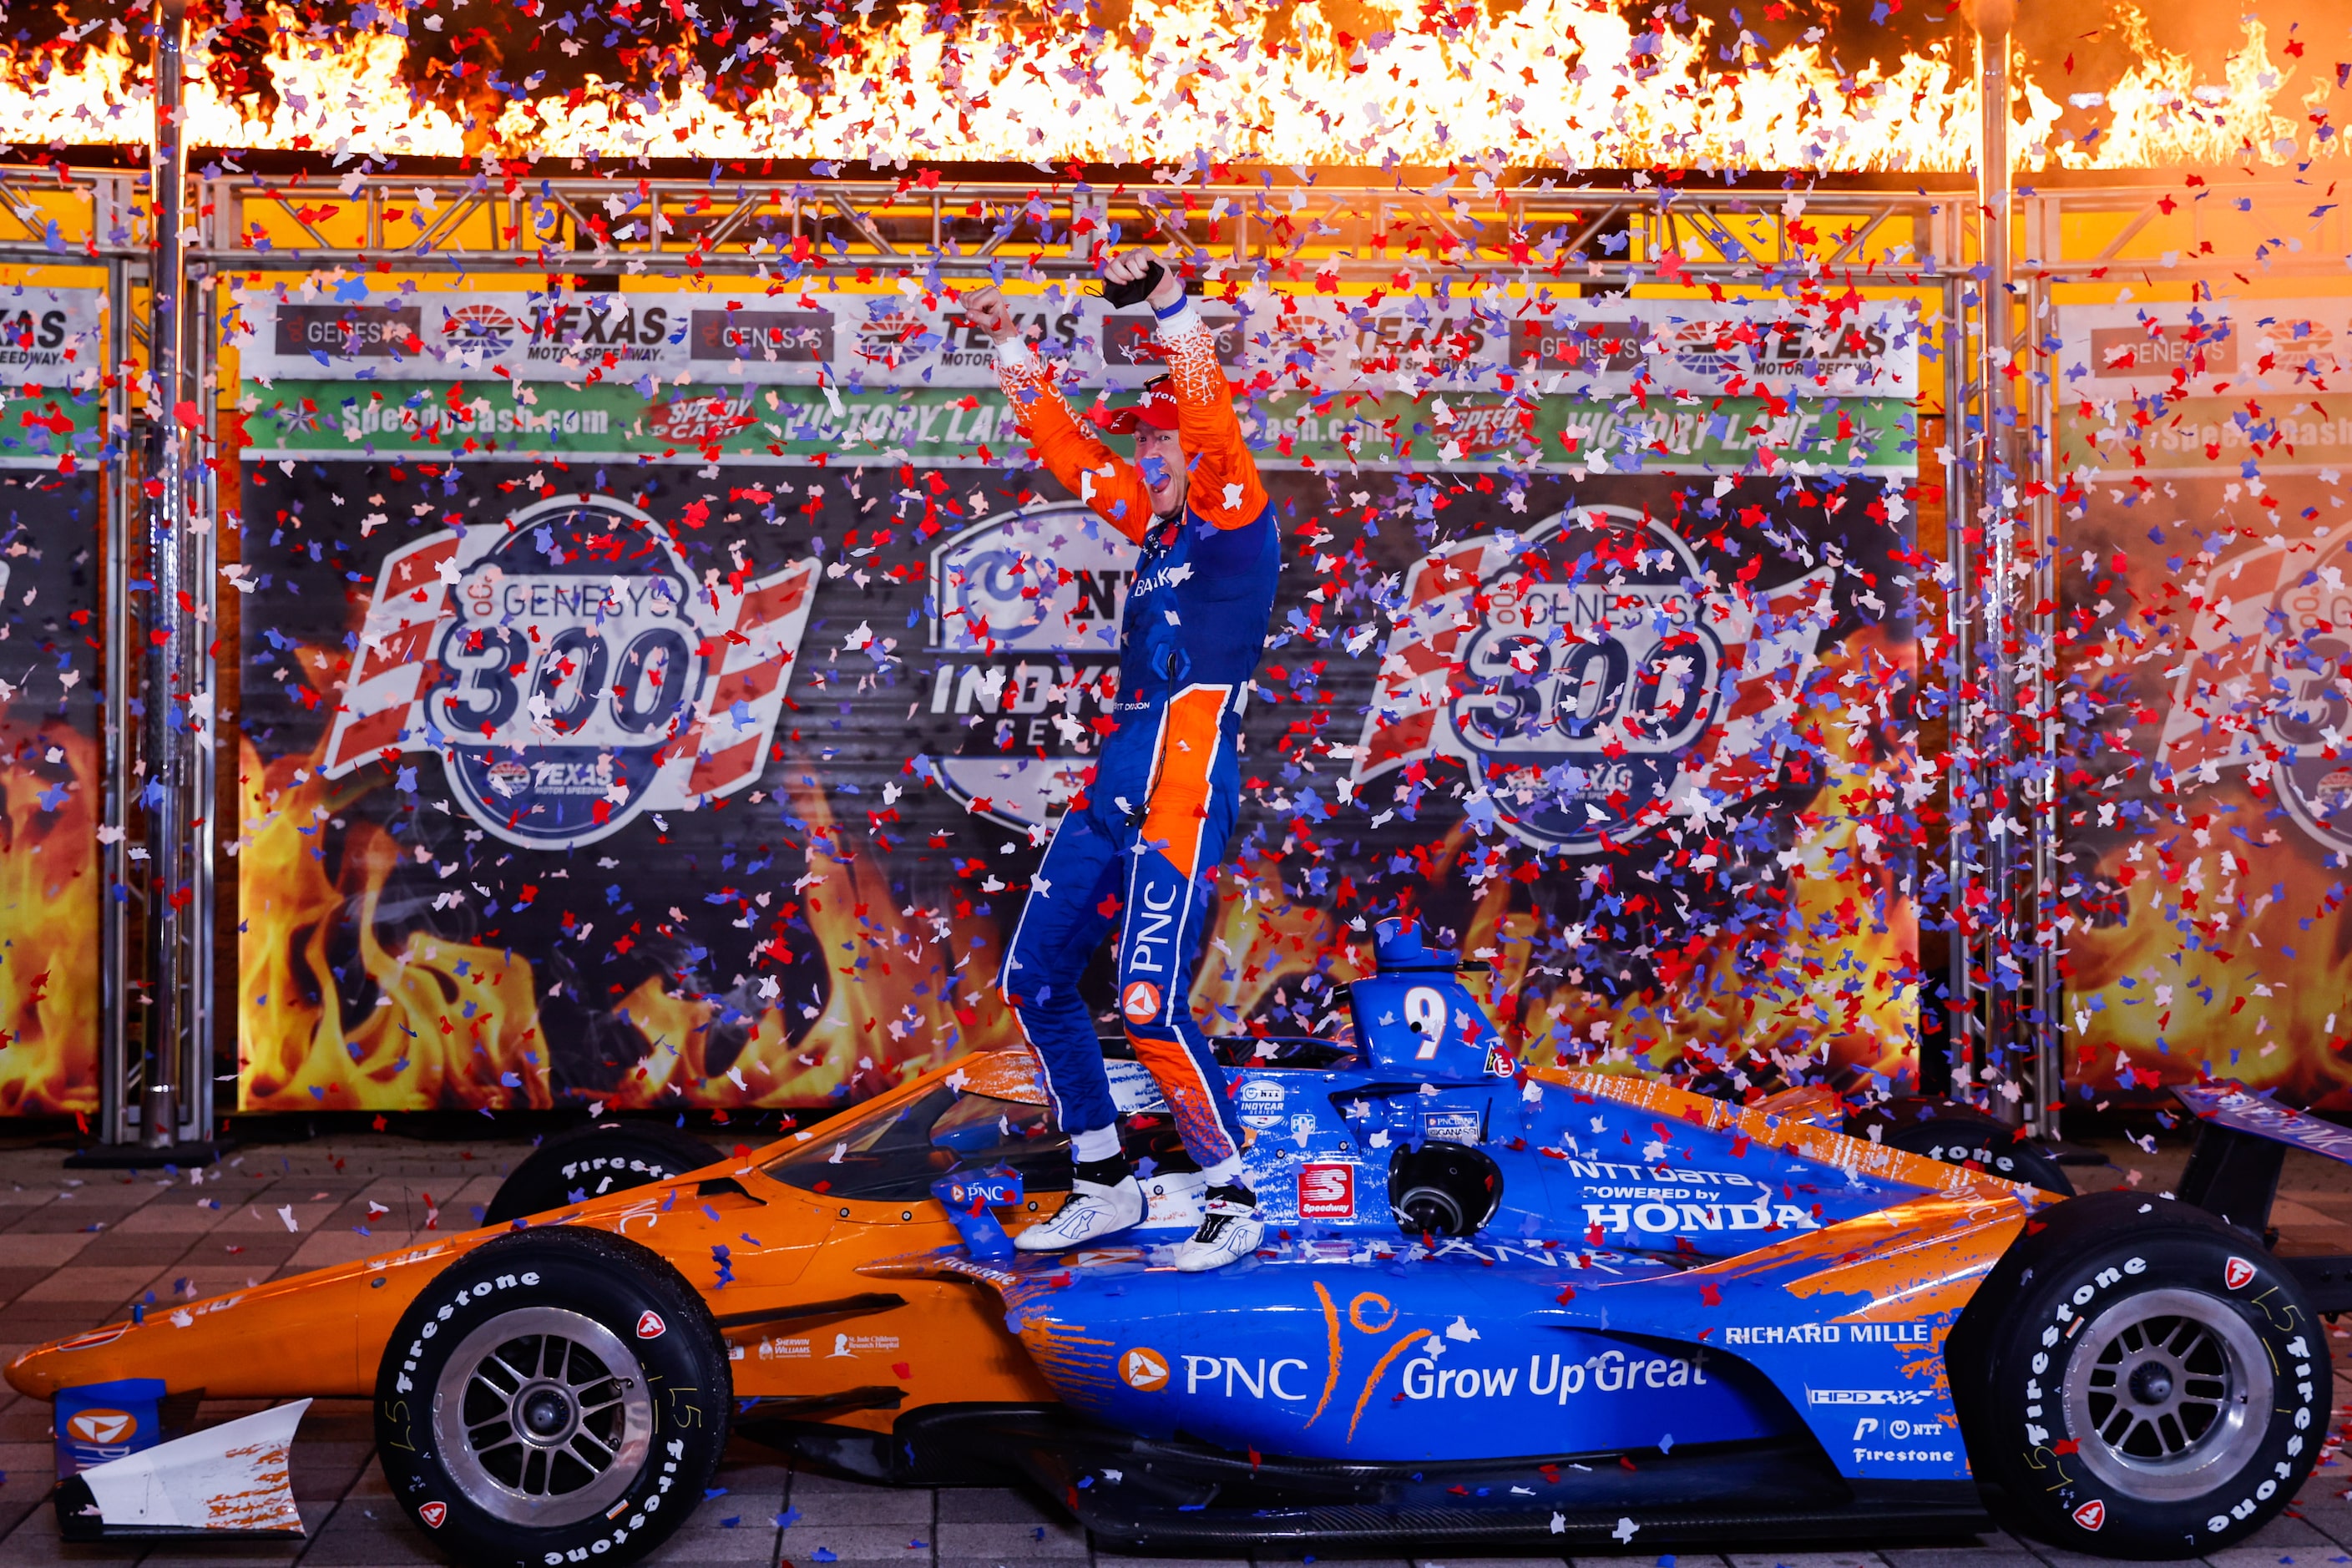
top-left (322, 494), bottom-right (817, 848)
top-left (1350, 505), bottom-right (1834, 853)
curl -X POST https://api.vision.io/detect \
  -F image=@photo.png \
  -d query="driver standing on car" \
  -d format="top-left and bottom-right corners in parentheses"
top-left (962, 253), bottom-right (1278, 1272)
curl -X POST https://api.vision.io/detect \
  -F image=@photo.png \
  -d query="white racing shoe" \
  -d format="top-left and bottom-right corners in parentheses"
top-left (1173, 1183), bottom-right (1263, 1272)
top-left (1014, 1174), bottom-right (1146, 1252)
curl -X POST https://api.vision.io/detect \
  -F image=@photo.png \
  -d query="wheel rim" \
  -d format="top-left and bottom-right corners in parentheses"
top-left (2060, 1286), bottom-right (2272, 1503)
top-left (432, 1306), bottom-right (655, 1526)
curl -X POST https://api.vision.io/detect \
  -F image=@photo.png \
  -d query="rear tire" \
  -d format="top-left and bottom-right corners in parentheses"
top-left (375, 1226), bottom-right (731, 1568)
top-left (483, 1121), bottom-right (717, 1225)
top-left (1955, 1190), bottom-right (2327, 1559)
top-left (1852, 1100), bottom-right (2073, 1195)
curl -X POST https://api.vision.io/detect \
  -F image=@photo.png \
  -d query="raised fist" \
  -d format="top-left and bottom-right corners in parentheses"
top-left (961, 285), bottom-right (1020, 344)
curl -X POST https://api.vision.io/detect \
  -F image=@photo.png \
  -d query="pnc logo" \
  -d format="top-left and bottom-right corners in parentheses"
top-left (2223, 1256), bottom-right (2256, 1291)
top-left (1120, 1348), bottom-right (1171, 1392)
top-left (2071, 1499), bottom-right (2106, 1532)
top-left (1120, 980), bottom-right (1163, 1024)
top-left (64, 1409), bottom-right (135, 1444)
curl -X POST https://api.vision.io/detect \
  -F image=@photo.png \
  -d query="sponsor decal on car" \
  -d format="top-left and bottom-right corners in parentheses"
top-left (1422, 1108), bottom-right (1481, 1146)
top-left (1119, 1348), bottom-right (1171, 1392)
top-left (2072, 1499), bottom-right (2107, 1531)
top-left (418, 1501), bottom-right (448, 1529)
top-left (64, 1409), bottom-right (136, 1444)
top-left (1724, 1322), bottom-right (1931, 1346)
top-left (1297, 1161), bottom-right (1356, 1218)
top-left (2224, 1255), bottom-right (2257, 1290)
top-left (1806, 1387), bottom-right (1937, 1406)
top-left (1238, 1080), bottom-right (1288, 1130)
top-left (825, 1333), bottom-right (901, 1358)
top-left (635, 1310), bottom-right (667, 1339)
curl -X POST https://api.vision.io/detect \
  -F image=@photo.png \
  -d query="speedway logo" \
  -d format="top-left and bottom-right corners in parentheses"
top-left (1351, 506), bottom-right (1833, 852)
top-left (321, 494), bottom-right (817, 848)
top-left (922, 504), bottom-right (1136, 827)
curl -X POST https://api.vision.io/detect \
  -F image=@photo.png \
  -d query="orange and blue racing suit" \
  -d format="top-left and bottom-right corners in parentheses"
top-left (991, 296), bottom-right (1278, 1170)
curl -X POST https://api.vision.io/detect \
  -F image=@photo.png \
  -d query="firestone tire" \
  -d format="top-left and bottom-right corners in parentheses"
top-left (1853, 1100), bottom-right (2074, 1196)
top-left (1958, 1190), bottom-right (2328, 1560)
top-left (375, 1226), bottom-right (731, 1568)
top-left (483, 1122), bottom-right (718, 1225)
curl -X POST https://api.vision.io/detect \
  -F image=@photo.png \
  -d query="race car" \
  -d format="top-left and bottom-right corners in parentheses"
top-left (8, 922), bottom-right (2339, 1565)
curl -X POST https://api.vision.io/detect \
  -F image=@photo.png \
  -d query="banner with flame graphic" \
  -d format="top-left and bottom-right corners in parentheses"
top-left (2056, 296), bottom-right (2352, 1107)
top-left (231, 288), bottom-right (1919, 1113)
top-left (0, 288), bottom-right (105, 1116)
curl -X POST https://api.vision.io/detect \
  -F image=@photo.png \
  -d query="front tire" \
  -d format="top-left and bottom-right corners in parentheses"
top-left (1957, 1190), bottom-right (2328, 1559)
top-left (375, 1226), bottom-right (731, 1568)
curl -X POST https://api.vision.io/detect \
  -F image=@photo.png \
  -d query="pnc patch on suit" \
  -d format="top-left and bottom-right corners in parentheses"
top-left (1122, 980), bottom-right (1165, 1023)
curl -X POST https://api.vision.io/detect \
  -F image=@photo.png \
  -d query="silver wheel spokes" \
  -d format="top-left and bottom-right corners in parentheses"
top-left (433, 1306), bottom-right (655, 1526)
top-left (2082, 1314), bottom-right (2231, 1461)
top-left (2061, 1286), bottom-right (2272, 1504)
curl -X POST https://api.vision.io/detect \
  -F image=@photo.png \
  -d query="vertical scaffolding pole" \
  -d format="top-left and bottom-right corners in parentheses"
top-left (1955, 0), bottom-right (2057, 1132)
top-left (140, 0), bottom-right (212, 1157)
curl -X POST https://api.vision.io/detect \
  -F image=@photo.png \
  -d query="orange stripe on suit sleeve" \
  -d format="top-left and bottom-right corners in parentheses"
top-left (1156, 309), bottom-right (1266, 532)
top-left (995, 350), bottom-right (1154, 544)
top-left (1140, 685), bottom-right (1228, 878)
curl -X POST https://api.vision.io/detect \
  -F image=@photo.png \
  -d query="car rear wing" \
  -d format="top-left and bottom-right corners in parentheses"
top-left (2172, 1082), bottom-right (2352, 1312)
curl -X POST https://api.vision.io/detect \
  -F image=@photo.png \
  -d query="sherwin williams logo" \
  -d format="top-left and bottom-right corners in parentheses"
top-left (65, 1409), bottom-right (135, 1444)
top-left (321, 494), bottom-right (817, 848)
top-left (923, 505), bottom-right (1136, 828)
top-left (1353, 505), bottom-right (1830, 852)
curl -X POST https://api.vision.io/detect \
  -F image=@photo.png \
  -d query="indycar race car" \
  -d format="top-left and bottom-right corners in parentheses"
top-left (8, 922), bottom-right (2344, 1565)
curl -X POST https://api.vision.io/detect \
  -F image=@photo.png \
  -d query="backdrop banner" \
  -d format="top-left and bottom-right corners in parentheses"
top-left (0, 285), bottom-right (105, 1115)
top-left (231, 284), bottom-right (1920, 1112)
top-left (2056, 296), bottom-right (2352, 1105)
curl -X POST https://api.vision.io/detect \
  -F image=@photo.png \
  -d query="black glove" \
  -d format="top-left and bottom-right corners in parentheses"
top-left (1099, 258), bottom-right (1166, 310)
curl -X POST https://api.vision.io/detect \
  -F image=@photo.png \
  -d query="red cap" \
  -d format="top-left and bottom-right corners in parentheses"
top-left (1082, 376), bottom-right (1179, 435)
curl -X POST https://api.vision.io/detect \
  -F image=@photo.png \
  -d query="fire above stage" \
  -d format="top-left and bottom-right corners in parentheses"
top-left (0, 0), bottom-right (2334, 169)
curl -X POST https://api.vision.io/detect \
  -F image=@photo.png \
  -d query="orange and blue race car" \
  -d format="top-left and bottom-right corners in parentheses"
top-left (8, 921), bottom-right (2340, 1565)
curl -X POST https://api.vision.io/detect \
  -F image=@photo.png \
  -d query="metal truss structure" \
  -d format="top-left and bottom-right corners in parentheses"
top-left (23, 114), bottom-right (2338, 1144)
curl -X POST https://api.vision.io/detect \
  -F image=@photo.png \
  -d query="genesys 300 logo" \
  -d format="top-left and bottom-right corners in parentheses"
top-left (322, 494), bottom-right (817, 848)
top-left (1350, 505), bottom-right (1833, 852)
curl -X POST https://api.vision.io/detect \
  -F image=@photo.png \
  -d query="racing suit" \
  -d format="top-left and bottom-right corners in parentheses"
top-left (991, 299), bottom-right (1278, 1172)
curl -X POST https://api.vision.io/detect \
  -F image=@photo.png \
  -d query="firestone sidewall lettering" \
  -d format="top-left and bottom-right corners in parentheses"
top-left (322, 494), bottom-right (816, 849)
top-left (2014, 1248), bottom-right (2324, 1545)
top-left (1353, 506), bottom-right (1831, 853)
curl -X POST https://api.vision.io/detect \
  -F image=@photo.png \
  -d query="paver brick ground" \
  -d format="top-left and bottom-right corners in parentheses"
top-left (0, 1125), bottom-right (2347, 1568)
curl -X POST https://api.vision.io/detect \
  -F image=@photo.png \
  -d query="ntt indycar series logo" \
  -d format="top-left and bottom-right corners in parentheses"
top-left (922, 503), bottom-right (1136, 828)
top-left (1351, 505), bottom-right (1833, 852)
top-left (321, 494), bottom-right (817, 848)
